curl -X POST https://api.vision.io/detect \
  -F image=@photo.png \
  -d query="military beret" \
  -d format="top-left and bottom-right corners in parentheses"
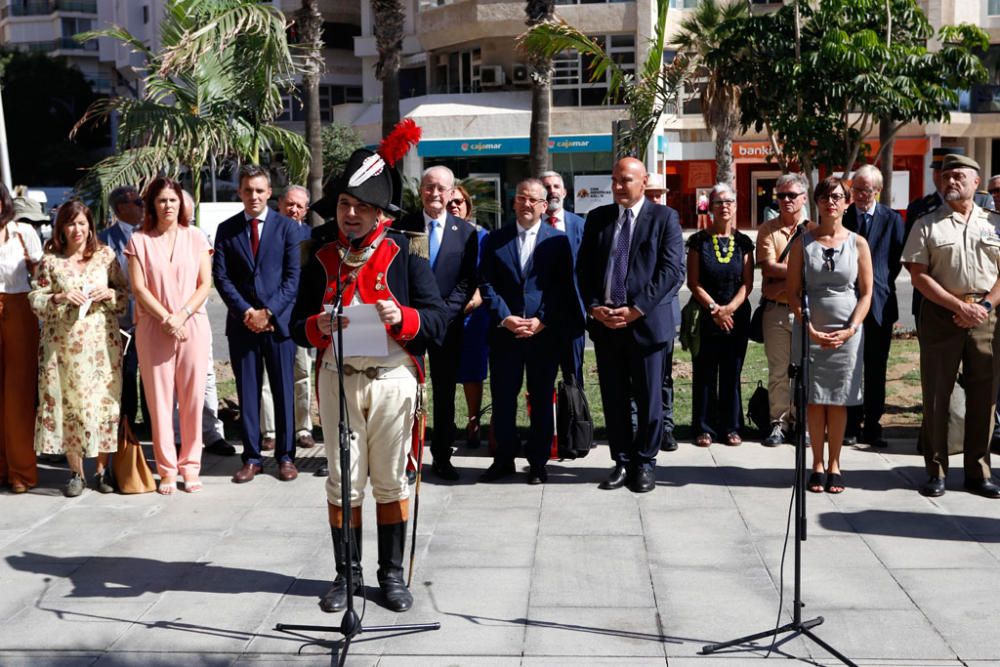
top-left (939, 154), bottom-right (980, 173)
top-left (931, 146), bottom-right (966, 168)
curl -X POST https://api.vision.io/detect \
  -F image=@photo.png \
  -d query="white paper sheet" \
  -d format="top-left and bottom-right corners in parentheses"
top-left (322, 303), bottom-right (389, 357)
top-left (78, 283), bottom-right (95, 320)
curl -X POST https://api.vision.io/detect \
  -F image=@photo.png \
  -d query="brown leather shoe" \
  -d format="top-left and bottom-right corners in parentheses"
top-left (296, 433), bottom-right (316, 448)
top-left (278, 461), bottom-right (299, 482)
top-left (232, 463), bottom-right (263, 484)
top-left (261, 437), bottom-right (276, 451)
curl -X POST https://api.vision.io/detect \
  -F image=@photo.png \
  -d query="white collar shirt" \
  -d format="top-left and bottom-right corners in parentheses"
top-left (604, 199), bottom-right (644, 304)
top-left (517, 221), bottom-right (541, 270)
top-left (423, 210), bottom-right (447, 248)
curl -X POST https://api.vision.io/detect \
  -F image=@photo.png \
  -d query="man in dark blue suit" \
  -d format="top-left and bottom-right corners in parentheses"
top-left (213, 165), bottom-right (302, 484)
top-left (844, 165), bottom-right (905, 449)
top-left (577, 158), bottom-right (685, 493)
top-left (479, 178), bottom-right (582, 484)
top-left (541, 170), bottom-right (586, 385)
top-left (395, 165), bottom-right (478, 481)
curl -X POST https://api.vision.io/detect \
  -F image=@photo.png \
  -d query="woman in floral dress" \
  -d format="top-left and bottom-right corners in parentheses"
top-left (30, 200), bottom-right (127, 497)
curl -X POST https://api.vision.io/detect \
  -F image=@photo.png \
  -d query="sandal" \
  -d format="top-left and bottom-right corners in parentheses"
top-left (695, 433), bottom-right (712, 447)
top-left (807, 471), bottom-right (825, 493)
top-left (825, 473), bottom-right (845, 494)
top-left (466, 416), bottom-right (481, 450)
top-left (725, 432), bottom-right (742, 447)
top-left (183, 477), bottom-right (203, 494)
top-left (158, 478), bottom-right (177, 496)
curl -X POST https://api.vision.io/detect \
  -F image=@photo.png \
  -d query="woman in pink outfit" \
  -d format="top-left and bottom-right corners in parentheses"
top-left (125, 177), bottom-right (213, 494)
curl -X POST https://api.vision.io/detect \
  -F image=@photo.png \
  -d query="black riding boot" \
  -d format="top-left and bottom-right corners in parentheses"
top-left (377, 521), bottom-right (413, 612)
top-left (320, 525), bottom-right (363, 613)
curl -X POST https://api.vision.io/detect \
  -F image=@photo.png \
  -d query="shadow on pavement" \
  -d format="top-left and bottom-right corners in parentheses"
top-left (6, 552), bottom-right (329, 598)
top-left (818, 509), bottom-right (1000, 542)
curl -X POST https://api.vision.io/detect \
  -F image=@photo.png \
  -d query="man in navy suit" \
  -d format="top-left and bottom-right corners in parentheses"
top-left (213, 165), bottom-right (302, 484)
top-left (479, 178), bottom-right (582, 484)
top-left (844, 165), bottom-right (905, 449)
top-left (540, 170), bottom-right (586, 385)
top-left (577, 158), bottom-right (685, 493)
top-left (395, 166), bottom-right (478, 481)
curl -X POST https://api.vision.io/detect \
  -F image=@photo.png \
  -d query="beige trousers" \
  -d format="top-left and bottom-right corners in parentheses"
top-left (260, 345), bottom-right (313, 437)
top-left (318, 356), bottom-right (417, 507)
top-left (762, 301), bottom-right (795, 427)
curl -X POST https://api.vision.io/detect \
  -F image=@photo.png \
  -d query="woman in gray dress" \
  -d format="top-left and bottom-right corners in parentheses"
top-left (787, 176), bottom-right (873, 494)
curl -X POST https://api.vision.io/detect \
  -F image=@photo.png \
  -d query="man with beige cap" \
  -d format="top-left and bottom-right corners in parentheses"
top-left (903, 154), bottom-right (1000, 499)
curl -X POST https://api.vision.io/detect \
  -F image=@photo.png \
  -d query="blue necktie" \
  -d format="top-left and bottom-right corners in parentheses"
top-left (428, 220), bottom-right (440, 267)
top-left (610, 209), bottom-right (632, 306)
top-left (860, 212), bottom-right (872, 237)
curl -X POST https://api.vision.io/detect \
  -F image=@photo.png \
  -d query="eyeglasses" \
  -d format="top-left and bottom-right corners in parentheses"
top-left (446, 198), bottom-right (467, 208)
top-left (818, 193), bottom-right (847, 203)
top-left (850, 186), bottom-right (875, 195)
top-left (712, 199), bottom-right (736, 206)
top-left (775, 192), bottom-right (804, 201)
top-left (514, 194), bottom-right (547, 206)
top-left (823, 247), bottom-right (836, 272)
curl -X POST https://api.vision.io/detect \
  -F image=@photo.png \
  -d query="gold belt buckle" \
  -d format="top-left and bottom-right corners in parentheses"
top-left (962, 294), bottom-right (984, 304)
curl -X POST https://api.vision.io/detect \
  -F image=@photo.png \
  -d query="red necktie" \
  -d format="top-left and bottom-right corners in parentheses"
top-left (547, 215), bottom-right (558, 227)
top-left (250, 218), bottom-right (260, 257)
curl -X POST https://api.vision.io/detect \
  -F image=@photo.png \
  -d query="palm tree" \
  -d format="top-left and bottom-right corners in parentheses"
top-left (668, 0), bottom-right (748, 188)
top-left (72, 0), bottom-right (308, 222)
top-left (297, 0), bottom-right (325, 226)
top-left (372, 0), bottom-right (404, 138)
top-left (525, 0), bottom-right (555, 176)
top-left (519, 0), bottom-right (683, 160)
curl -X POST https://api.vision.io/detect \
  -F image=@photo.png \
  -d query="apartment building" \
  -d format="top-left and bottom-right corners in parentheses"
top-left (0, 0), bottom-right (111, 93)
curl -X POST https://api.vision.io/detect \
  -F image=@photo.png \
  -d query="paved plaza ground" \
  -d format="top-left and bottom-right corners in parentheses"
top-left (2, 433), bottom-right (1000, 666)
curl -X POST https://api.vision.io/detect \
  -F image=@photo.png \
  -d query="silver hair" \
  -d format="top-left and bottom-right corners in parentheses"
top-left (421, 165), bottom-right (455, 187)
top-left (852, 164), bottom-right (883, 189)
top-left (775, 173), bottom-right (808, 192)
top-left (539, 170), bottom-right (564, 184)
top-left (709, 182), bottom-right (735, 204)
top-left (280, 184), bottom-right (310, 203)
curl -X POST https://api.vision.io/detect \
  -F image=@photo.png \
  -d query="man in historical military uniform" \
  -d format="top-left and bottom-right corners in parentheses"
top-left (902, 154), bottom-right (1000, 499)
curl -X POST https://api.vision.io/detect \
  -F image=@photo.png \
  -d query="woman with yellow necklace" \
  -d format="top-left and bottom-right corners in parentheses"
top-left (686, 183), bottom-right (754, 447)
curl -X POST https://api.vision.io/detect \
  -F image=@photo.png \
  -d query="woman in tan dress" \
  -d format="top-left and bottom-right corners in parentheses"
top-left (30, 200), bottom-right (128, 497)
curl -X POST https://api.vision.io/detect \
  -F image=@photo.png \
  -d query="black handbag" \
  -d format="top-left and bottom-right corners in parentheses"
top-left (747, 381), bottom-right (770, 436)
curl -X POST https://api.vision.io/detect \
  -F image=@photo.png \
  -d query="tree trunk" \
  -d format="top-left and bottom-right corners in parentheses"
top-left (300, 0), bottom-right (324, 227)
top-left (528, 61), bottom-right (551, 176)
top-left (878, 115), bottom-right (894, 207)
top-left (715, 130), bottom-right (734, 187)
top-left (373, 0), bottom-right (404, 138)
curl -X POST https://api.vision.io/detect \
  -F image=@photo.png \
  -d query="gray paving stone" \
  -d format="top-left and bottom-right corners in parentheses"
top-left (800, 608), bottom-right (958, 663)
top-left (522, 606), bottom-right (668, 657)
top-left (531, 535), bottom-right (655, 608)
top-left (539, 485), bottom-right (642, 536)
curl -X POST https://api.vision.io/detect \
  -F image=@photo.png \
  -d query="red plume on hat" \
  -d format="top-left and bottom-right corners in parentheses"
top-left (378, 118), bottom-right (422, 168)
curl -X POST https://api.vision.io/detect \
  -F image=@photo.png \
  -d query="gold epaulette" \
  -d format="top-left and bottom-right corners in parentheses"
top-left (402, 230), bottom-right (429, 260)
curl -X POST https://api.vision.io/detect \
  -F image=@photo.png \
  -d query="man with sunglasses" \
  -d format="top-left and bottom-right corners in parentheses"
top-left (903, 154), bottom-right (1000, 499)
top-left (755, 173), bottom-right (809, 446)
top-left (395, 166), bottom-right (478, 481)
top-left (843, 165), bottom-right (905, 449)
top-left (478, 179), bottom-right (580, 484)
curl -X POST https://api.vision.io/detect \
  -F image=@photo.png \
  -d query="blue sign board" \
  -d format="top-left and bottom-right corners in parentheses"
top-left (418, 134), bottom-right (612, 157)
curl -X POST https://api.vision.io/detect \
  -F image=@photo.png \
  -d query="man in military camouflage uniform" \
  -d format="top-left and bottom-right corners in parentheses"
top-left (902, 154), bottom-right (1000, 499)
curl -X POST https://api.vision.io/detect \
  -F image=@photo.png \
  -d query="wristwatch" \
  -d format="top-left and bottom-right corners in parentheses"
top-left (708, 302), bottom-right (719, 313)
top-left (979, 299), bottom-right (993, 313)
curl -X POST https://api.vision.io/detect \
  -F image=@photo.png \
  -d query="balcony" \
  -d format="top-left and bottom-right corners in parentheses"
top-left (1, 1), bottom-right (97, 18)
top-left (17, 36), bottom-right (98, 53)
top-left (970, 84), bottom-right (1000, 113)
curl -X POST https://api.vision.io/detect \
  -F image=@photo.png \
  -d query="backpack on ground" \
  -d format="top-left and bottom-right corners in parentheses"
top-left (557, 376), bottom-right (594, 459)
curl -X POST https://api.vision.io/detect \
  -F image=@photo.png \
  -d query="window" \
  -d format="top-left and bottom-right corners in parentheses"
top-left (429, 48), bottom-right (481, 94)
top-left (991, 0), bottom-right (1000, 16)
top-left (553, 34), bottom-right (635, 107)
top-left (556, 0), bottom-right (633, 4)
top-left (668, 0), bottom-right (699, 8)
top-left (278, 85), bottom-right (362, 122)
top-left (61, 17), bottom-right (94, 38)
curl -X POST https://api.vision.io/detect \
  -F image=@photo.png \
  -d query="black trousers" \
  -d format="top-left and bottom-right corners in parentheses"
top-left (847, 314), bottom-right (893, 440)
top-left (429, 325), bottom-right (463, 462)
top-left (594, 329), bottom-right (666, 470)
top-left (692, 333), bottom-right (748, 439)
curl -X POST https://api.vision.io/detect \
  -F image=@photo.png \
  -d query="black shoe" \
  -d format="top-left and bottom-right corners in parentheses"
top-left (964, 478), bottom-right (1000, 499)
top-left (527, 466), bottom-right (547, 485)
top-left (920, 476), bottom-right (946, 497)
top-left (991, 436), bottom-right (1000, 454)
top-left (630, 467), bottom-right (655, 493)
top-left (599, 464), bottom-right (629, 490)
top-left (869, 437), bottom-right (888, 448)
top-left (377, 521), bottom-right (413, 612)
top-left (315, 464), bottom-right (329, 477)
top-left (431, 459), bottom-right (460, 481)
top-left (762, 424), bottom-right (785, 447)
top-left (660, 431), bottom-right (678, 452)
top-left (842, 436), bottom-right (858, 447)
top-left (204, 438), bottom-right (237, 456)
top-left (480, 461), bottom-right (515, 482)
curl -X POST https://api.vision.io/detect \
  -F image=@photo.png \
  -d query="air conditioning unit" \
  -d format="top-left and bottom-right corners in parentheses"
top-left (479, 65), bottom-right (505, 88)
top-left (511, 64), bottom-right (530, 86)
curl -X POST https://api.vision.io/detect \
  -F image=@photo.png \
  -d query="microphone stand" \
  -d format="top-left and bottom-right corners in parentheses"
top-left (275, 247), bottom-right (440, 665)
top-left (701, 284), bottom-right (856, 665)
